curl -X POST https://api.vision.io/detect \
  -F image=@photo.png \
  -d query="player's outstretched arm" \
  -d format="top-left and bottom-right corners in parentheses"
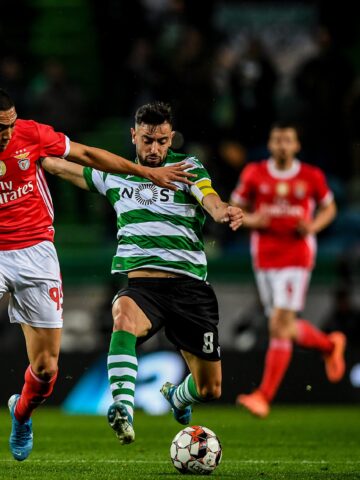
top-left (203, 193), bottom-right (244, 231)
top-left (67, 142), bottom-right (195, 191)
top-left (42, 156), bottom-right (89, 190)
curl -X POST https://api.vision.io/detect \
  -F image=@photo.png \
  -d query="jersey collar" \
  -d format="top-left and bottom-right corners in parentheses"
top-left (267, 158), bottom-right (301, 179)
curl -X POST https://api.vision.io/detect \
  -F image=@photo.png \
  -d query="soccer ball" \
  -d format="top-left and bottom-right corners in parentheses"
top-left (170, 425), bottom-right (222, 475)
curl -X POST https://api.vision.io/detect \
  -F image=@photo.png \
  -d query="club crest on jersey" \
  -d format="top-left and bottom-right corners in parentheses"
top-left (276, 181), bottom-right (289, 197)
top-left (135, 184), bottom-right (158, 205)
top-left (15, 150), bottom-right (30, 171)
top-left (0, 161), bottom-right (6, 176)
top-left (294, 180), bottom-right (307, 199)
top-left (259, 183), bottom-right (270, 194)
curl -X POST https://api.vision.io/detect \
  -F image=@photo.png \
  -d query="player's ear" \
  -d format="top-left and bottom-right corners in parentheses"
top-left (130, 127), bottom-right (136, 144)
top-left (169, 130), bottom-right (175, 146)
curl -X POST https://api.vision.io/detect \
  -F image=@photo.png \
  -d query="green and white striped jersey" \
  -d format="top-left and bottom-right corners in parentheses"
top-left (83, 149), bottom-right (214, 280)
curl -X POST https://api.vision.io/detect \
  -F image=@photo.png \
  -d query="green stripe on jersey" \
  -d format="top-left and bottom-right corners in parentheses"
top-left (119, 234), bottom-right (204, 252)
top-left (111, 255), bottom-right (207, 279)
top-left (118, 210), bottom-right (204, 237)
top-left (106, 188), bottom-right (121, 206)
top-left (83, 167), bottom-right (97, 192)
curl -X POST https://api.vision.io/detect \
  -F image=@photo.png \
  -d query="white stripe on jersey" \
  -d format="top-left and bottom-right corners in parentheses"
top-left (36, 163), bottom-right (54, 220)
top-left (115, 243), bottom-right (207, 265)
top-left (63, 136), bottom-right (71, 158)
top-left (320, 190), bottom-right (334, 207)
top-left (118, 221), bottom-right (201, 243)
top-left (304, 234), bottom-right (317, 263)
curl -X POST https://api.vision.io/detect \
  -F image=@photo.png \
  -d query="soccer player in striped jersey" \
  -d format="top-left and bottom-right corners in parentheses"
top-left (43, 101), bottom-right (244, 445)
top-left (0, 89), bottom-right (194, 461)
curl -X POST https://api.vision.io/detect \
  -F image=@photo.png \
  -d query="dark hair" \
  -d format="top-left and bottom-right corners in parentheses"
top-left (0, 88), bottom-right (14, 111)
top-left (135, 101), bottom-right (173, 127)
top-left (270, 121), bottom-right (301, 138)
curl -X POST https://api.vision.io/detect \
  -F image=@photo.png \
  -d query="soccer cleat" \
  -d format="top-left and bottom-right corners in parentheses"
top-left (236, 390), bottom-right (270, 418)
top-left (107, 401), bottom-right (135, 445)
top-left (8, 394), bottom-right (33, 461)
top-left (160, 382), bottom-right (192, 425)
top-left (324, 331), bottom-right (346, 383)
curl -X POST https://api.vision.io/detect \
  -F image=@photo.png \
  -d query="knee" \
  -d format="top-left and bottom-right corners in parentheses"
top-left (112, 302), bottom-right (151, 337)
top-left (198, 382), bottom-right (222, 401)
top-left (112, 308), bottom-right (136, 334)
top-left (32, 355), bottom-right (58, 381)
top-left (269, 323), bottom-right (288, 338)
top-left (269, 313), bottom-right (294, 339)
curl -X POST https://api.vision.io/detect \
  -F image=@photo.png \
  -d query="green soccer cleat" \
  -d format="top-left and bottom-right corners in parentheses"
top-left (160, 382), bottom-right (192, 425)
top-left (8, 394), bottom-right (33, 461)
top-left (107, 401), bottom-right (135, 445)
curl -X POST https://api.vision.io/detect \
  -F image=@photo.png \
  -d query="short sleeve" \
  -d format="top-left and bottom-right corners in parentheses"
top-left (37, 122), bottom-right (70, 158)
top-left (185, 156), bottom-right (214, 203)
top-left (83, 167), bottom-right (107, 195)
top-left (312, 168), bottom-right (334, 206)
top-left (230, 164), bottom-right (256, 206)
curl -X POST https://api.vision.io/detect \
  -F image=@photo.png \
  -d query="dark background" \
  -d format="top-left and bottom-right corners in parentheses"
top-left (0, 0), bottom-right (360, 405)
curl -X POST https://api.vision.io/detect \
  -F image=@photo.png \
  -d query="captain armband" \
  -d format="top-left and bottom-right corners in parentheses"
top-left (191, 179), bottom-right (219, 204)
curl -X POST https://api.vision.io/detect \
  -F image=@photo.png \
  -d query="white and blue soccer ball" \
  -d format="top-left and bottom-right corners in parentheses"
top-left (170, 425), bottom-right (222, 475)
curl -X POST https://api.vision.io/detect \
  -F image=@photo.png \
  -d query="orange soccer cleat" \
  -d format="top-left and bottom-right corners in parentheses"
top-left (324, 331), bottom-right (346, 383)
top-left (236, 390), bottom-right (270, 418)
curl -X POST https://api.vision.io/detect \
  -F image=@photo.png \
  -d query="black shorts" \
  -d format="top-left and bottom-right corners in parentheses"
top-left (113, 277), bottom-right (221, 361)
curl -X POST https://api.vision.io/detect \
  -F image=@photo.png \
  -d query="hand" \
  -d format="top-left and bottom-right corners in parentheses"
top-left (297, 219), bottom-right (315, 236)
top-left (145, 162), bottom-right (196, 191)
top-left (225, 205), bottom-right (244, 231)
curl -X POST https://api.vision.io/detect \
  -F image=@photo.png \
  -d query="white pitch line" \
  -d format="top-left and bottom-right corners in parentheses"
top-left (0, 459), bottom-right (358, 465)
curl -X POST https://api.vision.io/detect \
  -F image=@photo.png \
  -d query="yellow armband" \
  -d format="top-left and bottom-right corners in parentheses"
top-left (191, 179), bottom-right (219, 204)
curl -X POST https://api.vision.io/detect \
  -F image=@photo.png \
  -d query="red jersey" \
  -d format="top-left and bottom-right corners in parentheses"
top-left (231, 158), bottom-right (333, 269)
top-left (0, 119), bottom-right (69, 250)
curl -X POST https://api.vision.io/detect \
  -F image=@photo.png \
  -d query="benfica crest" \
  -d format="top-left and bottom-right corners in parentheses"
top-left (15, 150), bottom-right (30, 171)
top-left (294, 180), bottom-right (307, 199)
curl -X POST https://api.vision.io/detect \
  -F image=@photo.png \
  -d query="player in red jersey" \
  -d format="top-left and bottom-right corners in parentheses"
top-left (0, 88), bottom-right (194, 461)
top-left (230, 123), bottom-right (346, 418)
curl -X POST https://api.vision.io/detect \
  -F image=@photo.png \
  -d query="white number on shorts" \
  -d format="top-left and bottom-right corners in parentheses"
top-left (202, 332), bottom-right (214, 354)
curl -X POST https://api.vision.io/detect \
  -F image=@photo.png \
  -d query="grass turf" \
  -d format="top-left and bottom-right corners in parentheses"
top-left (0, 405), bottom-right (359, 480)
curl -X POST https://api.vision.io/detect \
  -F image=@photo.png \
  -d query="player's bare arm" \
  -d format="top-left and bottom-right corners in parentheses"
top-left (42, 156), bottom-right (89, 190)
top-left (297, 199), bottom-right (337, 235)
top-left (203, 193), bottom-right (243, 231)
top-left (230, 199), bottom-right (269, 229)
top-left (67, 142), bottom-right (195, 191)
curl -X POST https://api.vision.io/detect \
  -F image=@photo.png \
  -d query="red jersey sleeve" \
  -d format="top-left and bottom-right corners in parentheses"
top-left (230, 164), bottom-right (256, 206)
top-left (36, 122), bottom-right (70, 158)
top-left (312, 167), bottom-right (334, 206)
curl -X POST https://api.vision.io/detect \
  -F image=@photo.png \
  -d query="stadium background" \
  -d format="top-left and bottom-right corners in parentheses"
top-left (0, 0), bottom-right (360, 409)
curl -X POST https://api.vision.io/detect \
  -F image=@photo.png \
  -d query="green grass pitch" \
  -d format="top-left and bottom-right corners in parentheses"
top-left (0, 405), bottom-right (359, 480)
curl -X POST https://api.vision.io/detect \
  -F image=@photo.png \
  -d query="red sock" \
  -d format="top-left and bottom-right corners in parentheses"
top-left (295, 319), bottom-right (333, 354)
top-left (15, 366), bottom-right (58, 423)
top-left (259, 338), bottom-right (293, 403)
